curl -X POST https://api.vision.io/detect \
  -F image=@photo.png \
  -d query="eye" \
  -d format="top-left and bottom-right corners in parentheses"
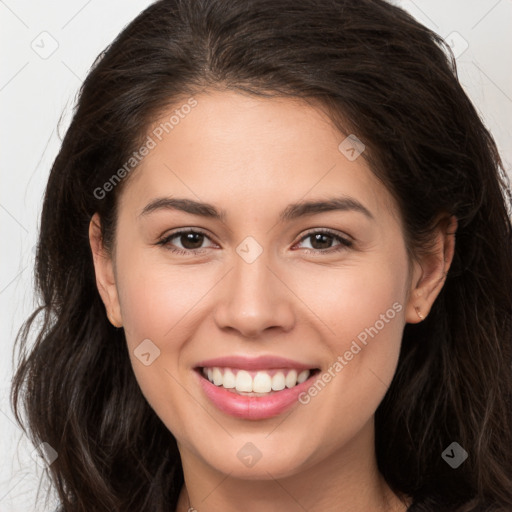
top-left (157, 229), bottom-right (216, 255)
top-left (294, 228), bottom-right (353, 254)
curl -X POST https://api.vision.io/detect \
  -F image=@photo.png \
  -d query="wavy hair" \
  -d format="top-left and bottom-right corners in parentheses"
top-left (11, 0), bottom-right (512, 510)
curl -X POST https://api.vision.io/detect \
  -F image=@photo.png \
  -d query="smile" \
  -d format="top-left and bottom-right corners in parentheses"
top-left (194, 365), bottom-right (321, 420)
top-left (200, 366), bottom-right (315, 395)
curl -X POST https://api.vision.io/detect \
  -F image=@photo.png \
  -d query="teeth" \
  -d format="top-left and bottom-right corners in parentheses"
top-left (271, 372), bottom-right (286, 391)
top-left (235, 370), bottom-right (253, 392)
top-left (253, 372), bottom-right (272, 393)
top-left (202, 367), bottom-right (313, 394)
top-left (297, 369), bottom-right (310, 384)
top-left (212, 367), bottom-right (223, 386)
top-left (222, 369), bottom-right (236, 388)
top-left (285, 370), bottom-right (297, 388)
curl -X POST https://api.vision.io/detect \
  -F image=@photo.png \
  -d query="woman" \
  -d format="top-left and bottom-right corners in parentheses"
top-left (11, 0), bottom-right (512, 510)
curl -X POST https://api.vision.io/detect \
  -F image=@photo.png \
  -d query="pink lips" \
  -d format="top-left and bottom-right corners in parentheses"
top-left (194, 355), bottom-right (319, 420)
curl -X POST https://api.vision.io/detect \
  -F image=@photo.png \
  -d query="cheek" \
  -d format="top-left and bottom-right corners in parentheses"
top-left (114, 244), bottom-right (213, 346)
top-left (287, 248), bottom-right (408, 353)
top-left (289, 248), bottom-right (408, 420)
top-left (113, 253), bottom-right (210, 434)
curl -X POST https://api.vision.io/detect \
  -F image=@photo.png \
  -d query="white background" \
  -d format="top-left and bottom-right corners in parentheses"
top-left (1, 1), bottom-right (511, 510)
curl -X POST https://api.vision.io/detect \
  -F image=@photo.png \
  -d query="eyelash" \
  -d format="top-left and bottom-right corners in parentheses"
top-left (156, 228), bottom-right (353, 256)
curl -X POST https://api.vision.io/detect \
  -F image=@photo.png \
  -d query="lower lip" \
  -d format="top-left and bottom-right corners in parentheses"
top-left (195, 369), bottom-right (318, 420)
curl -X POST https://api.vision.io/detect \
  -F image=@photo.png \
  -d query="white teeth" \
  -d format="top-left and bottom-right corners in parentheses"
top-left (253, 372), bottom-right (272, 393)
top-left (271, 372), bottom-right (286, 391)
top-left (285, 370), bottom-right (297, 388)
top-left (202, 367), bottom-right (313, 393)
top-left (222, 369), bottom-right (236, 388)
top-left (212, 367), bottom-right (223, 386)
top-left (235, 370), bottom-right (253, 392)
top-left (297, 370), bottom-right (310, 384)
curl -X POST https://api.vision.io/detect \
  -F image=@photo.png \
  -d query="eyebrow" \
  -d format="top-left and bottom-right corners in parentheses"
top-left (139, 196), bottom-right (374, 222)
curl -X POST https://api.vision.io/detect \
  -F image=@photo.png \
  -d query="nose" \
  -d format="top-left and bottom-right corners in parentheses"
top-left (213, 250), bottom-right (295, 339)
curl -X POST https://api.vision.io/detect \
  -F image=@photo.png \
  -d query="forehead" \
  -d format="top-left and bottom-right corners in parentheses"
top-left (119, 90), bottom-right (400, 225)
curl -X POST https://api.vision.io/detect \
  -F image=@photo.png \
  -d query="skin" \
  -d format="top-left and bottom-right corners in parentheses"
top-left (89, 90), bottom-right (456, 511)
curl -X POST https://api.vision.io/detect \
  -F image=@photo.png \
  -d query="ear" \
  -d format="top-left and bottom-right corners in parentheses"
top-left (89, 213), bottom-right (123, 328)
top-left (405, 214), bottom-right (457, 324)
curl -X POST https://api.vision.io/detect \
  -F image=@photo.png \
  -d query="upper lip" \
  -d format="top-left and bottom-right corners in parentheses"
top-left (195, 355), bottom-right (318, 371)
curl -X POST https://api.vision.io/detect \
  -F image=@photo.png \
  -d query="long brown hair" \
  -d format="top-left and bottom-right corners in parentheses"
top-left (11, 0), bottom-right (512, 510)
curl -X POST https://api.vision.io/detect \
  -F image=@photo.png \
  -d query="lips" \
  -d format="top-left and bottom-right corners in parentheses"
top-left (193, 355), bottom-right (321, 419)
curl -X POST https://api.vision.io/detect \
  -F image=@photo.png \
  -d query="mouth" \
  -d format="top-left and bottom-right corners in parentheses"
top-left (194, 366), bottom-right (322, 397)
top-left (194, 365), bottom-right (321, 419)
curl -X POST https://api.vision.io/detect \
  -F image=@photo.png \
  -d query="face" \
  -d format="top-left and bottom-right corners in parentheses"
top-left (90, 90), bottom-right (452, 480)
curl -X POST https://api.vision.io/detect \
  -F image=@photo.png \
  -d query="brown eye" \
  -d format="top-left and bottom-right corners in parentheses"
top-left (295, 229), bottom-right (353, 254)
top-left (157, 229), bottom-right (215, 254)
top-left (308, 233), bottom-right (336, 250)
top-left (176, 232), bottom-right (206, 250)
